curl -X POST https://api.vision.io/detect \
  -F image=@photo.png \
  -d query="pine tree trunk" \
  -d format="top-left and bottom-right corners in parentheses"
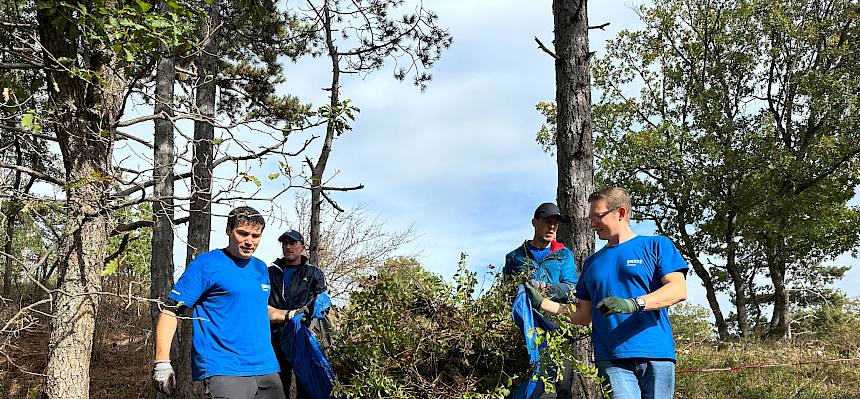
top-left (37, 1), bottom-right (124, 396)
top-left (553, 0), bottom-right (600, 397)
top-left (2, 139), bottom-right (21, 295)
top-left (177, 0), bottom-right (219, 396)
top-left (151, 3), bottom-right (179, 395)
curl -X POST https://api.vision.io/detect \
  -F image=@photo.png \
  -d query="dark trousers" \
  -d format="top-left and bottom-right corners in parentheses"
top-left (203, 373), bottom-right (285, 399)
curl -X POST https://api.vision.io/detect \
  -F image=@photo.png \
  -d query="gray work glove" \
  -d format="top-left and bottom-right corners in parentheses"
top-left (152, 361), bottom-right (176, 396)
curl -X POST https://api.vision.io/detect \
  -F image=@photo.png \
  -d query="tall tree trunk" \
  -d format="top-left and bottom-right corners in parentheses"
top-left (151, 2), bottom-right (179, 395)
top-left (37, 1), bottom-right (124, 397)
top-left (553, 0), bottom-right (600, 397)
top-left (309, 0), bottom-right (338, 267)
top-left (2, 201), bottom-right (15, 295)
top-left (767, 236), bottom-right (791, 339)
top-left (676, 218), bottom-right (730, 340)
top-left (724, 212), bottom-right (749, 338)
top-left (177, 0), bottom-right (219, 396)
top-left (2, 140), bottom-right (22, 296)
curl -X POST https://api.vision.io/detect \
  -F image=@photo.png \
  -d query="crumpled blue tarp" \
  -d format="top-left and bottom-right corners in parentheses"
top-left (512, 284), bottom-right (558, 399)
top-left (279, 292), bottom-right (339, 399)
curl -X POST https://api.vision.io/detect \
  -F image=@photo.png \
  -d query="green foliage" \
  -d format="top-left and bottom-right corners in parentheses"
top-left (330, 257), bottom-right (598, 398)
top-left (538, 0), bottom-right (860, 337)
top-left (670, 303), bottom-right (714, 344)
top-left (103, 203), bottom-right (153, 279)
top-left (317, 99), bottom-right (360, 137)
top-left (675, 297), bottom-right (860, 398)
top-left (37, 0), bottom-right (198, 77)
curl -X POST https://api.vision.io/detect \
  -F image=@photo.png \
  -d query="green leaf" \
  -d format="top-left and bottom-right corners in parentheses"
top-left (102, 257), bottom-right (121, 276)
top-left (241, 173), bottom-right (262, 187)
top-left (21, 111), bottom-right (35, 129)
top-left (268, 173), bottom-right (280, 180)
top-left (135, 0), bottom-right (152, 12)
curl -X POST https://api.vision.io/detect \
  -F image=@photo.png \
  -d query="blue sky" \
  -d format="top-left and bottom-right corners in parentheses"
top-left (188, 0), bottom-right (859, 310)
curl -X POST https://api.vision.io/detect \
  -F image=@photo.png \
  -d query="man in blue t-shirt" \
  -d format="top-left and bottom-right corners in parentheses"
top-left (152, 206), bottom-right (285, 399)
top-left (525, 187), bottom-right (688, 399)
top-left (503, 202), bottom-right (578, 398)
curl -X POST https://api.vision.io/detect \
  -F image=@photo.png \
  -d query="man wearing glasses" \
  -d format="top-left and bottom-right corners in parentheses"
top-left (526, 187), bottom-right (688, 399)
top-left (503, 202), bottom-right (578, 398)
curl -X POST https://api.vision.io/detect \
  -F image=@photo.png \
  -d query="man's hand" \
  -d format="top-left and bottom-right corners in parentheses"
top-left (527, 279), bottom-right (547, 290)
top-left (596, 296), bottom-right (638, 316)
top-left (152, 361), bottom-right (176, 396)
top-left (286, 306), bottom-right (310, 321)
top-left (525, 282), bottom-right (545, 309)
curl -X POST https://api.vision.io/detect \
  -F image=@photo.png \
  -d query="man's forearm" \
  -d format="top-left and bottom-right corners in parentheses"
top-left (641, 278), bottom-right (687, 310)
top-left (268, 305), bottom-right (287, 323)
top-left (155, 311), bottom-right (178, 361)
top-left (539, 298), bottom-right (591, 325)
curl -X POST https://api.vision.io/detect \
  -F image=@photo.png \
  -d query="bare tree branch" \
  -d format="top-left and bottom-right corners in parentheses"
top-left (534, 37), bottom-right (558, 60)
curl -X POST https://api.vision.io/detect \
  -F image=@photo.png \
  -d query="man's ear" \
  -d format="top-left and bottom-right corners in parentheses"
top-left (531, 218), bottom-right (538, 228)
top-left (617, 207), bottom-right (628, 220)
top-left (225, 226), bottom-right (232, 236)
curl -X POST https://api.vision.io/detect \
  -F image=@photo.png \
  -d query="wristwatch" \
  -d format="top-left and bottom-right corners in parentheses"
top-left (634, 297), bottom-right (646, 312)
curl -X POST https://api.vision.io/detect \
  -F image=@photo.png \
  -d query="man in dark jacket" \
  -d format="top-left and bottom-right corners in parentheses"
top-left (503, 202), bottom-right (578, 399)
top-left (267, 229), bottom-right (327, 398)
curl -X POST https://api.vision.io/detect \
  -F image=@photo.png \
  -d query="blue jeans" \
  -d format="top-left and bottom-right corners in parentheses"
top-left (596, 359), bottom-right (675, 399)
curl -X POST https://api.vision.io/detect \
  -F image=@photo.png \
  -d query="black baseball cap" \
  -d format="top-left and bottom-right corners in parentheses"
top-left (278, 229), bottom-right (304, 244)
top-left (534, 202), bottom-right (562, 219)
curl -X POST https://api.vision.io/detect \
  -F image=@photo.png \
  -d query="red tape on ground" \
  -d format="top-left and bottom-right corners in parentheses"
top-left (676, 357), bottom-right (860, 374)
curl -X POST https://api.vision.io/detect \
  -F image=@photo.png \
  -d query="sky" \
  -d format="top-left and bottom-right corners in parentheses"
top-left (178, 0), bottom-right (859, 311)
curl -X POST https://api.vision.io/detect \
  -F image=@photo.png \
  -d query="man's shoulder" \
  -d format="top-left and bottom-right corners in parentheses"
top-left (506, 241), bottom-right (528, 258)
top-left (303, 262), bottom-right (325, 276)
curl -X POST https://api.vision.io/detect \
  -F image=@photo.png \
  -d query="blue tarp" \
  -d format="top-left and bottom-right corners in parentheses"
top-left (279, 292), bottom-right (339, 399)
top-left (512, 285), bottom-right (558, 399)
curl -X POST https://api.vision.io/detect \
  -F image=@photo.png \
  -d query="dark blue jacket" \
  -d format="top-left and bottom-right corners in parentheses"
top-left (503, 240), bottom-right (578, 303)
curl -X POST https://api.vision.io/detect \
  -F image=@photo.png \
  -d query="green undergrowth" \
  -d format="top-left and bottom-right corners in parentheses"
top-left (673, 300), bottom-right (860, 399)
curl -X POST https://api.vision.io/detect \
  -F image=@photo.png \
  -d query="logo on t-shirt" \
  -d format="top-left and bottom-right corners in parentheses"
top-left (626, 259), bottom-right (643, 267)
top-left (261, 284), bottom-right (270, 292)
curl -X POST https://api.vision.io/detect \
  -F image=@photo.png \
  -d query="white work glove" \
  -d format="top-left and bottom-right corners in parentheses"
top-left (286, 306), bottom-right (310, 321)
top-left (152, 360), bottom-right (176, 396)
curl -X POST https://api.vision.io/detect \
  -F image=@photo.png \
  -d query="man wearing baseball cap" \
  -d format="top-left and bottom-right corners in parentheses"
top-left (266, 229), bottom-right (328, 397)
top-left (503, 202), bottom-right (579, 398)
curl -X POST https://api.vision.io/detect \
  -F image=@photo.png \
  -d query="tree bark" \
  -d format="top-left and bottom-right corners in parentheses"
top-left (309, 0), bottom-right (339, 267)
top-left (177, 0), bottom-right (219, 396)
top-left (553, 0), bottom-right (600, 397)
top-left (675, 215), bottom-right (730, 340)
top-left (151, 2), bottom-right (179, 395)
top-left (724, 212), bottom-right (749, 338)
top-left (2, 140), bottom-right (23, 296)
top-left (37, 1), bottom-right (123, 396)
top-left (767, 236), bottom-right (791, 339)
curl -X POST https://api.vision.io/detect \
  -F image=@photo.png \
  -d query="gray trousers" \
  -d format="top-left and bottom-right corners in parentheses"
top-left (203, 373), bottom-right (285, 399)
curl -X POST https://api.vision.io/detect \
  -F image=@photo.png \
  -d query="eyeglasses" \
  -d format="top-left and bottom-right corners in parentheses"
top-left (587, 207), bottom-right (617, 221)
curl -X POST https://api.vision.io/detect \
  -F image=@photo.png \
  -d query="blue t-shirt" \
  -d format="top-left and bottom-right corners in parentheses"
top-left (168, 249), bottom-right (280, 380)
top-left (527, 243), bottom-right (552, 264)
top-left (575, 235), bottom-right (688, 362)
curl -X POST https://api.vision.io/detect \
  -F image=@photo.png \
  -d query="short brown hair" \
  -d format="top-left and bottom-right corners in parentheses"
top-left (226, 206), bottom-right (265, 230)
top-left (588, 187), bottom-right (631, 219)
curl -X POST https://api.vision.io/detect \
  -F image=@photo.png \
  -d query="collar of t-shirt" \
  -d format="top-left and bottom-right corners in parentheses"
top-left (219, 248), bottom-right (251, 267)
top-left (527, 242), bottom-right (552, 263)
